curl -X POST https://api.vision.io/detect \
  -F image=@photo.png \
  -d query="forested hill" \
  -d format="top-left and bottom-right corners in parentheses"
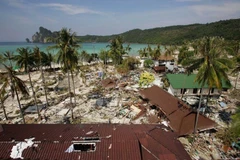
top-left (30, 18), bottom-right (240, 44)
top-left (78, 18), bottom-right (240, 44)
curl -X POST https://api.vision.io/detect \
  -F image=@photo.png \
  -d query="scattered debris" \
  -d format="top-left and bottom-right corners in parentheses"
top-left (10, 138), bottom-right (35, 159)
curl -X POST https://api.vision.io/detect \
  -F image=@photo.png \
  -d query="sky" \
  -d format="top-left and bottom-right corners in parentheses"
top-left (0, 0), bottom-right (240, 42)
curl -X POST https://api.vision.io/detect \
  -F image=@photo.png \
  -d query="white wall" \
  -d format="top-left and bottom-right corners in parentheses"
top-left (168, 85), bottom-right (175, 95)
top-left (171, 87), bottom-right (221, 96)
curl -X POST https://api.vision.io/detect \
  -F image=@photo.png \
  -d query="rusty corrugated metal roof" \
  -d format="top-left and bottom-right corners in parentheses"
top-left (0, 124), bottom-right (190, 160)
top-left (139, 85), bottom-right (216, 136)
top-left (139, 85), bottom-right (179, 115)
top-left (179, 113), bottom-right (216, 136)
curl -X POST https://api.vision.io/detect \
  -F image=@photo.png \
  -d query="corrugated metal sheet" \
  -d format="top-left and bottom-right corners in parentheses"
top-left (148, 127), bottom-right (191, 160)
top-left (0, 124), bottom-right (190, 160)
top-left (139, 86), bottom-right (179, 115)
top-left (179, 113), bottom-right (216, 136)
top-left (139, 85), bottom-right (216, 136)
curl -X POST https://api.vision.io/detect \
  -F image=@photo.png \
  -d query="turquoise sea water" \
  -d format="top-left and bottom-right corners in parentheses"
top-left (0, 42), bottom-right (156, 56)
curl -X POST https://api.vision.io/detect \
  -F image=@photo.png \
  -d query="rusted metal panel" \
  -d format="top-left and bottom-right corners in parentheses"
top-left (139, 85), bottom-right (216, 136)
top-left (0, 124), bottom-right (190, 160)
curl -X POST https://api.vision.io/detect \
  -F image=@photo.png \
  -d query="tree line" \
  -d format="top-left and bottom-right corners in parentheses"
top-left (78, 18), bottom-right (240, 44)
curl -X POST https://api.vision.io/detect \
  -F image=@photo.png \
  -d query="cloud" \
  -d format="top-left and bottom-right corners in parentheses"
top-left (190, 2), bottom-right (240, 17)
top-left (38, 3), bottom-right (103, 15)
top-left (7, 0), bottom-right (26, 9)
top-left (176, 0), bottom-right (201, 2)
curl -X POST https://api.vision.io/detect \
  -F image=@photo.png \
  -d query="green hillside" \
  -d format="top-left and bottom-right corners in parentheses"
top-left (77, 18), bottom-right (240, 44)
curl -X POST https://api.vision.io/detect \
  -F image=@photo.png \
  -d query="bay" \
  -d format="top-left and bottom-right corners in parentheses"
top-left (0, 42), bottom-right (156, 56)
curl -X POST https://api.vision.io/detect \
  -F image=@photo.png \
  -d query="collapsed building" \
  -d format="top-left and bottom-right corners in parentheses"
top-left (139, 85), bottom-right (216, 136)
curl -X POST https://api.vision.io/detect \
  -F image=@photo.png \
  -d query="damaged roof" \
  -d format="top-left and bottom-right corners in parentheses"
top-left (153, 66), bottom-right (166, 72)
top-left (0, 124), bottom-right (191, 160)
top-left (139, 85), bottom-right (216, 136)
top-left (158, 55), bottom-right (174, 61)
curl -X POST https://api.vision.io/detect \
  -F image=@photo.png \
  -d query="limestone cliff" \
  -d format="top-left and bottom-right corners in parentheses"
top-left (31, 27), bottom-right (58, 43)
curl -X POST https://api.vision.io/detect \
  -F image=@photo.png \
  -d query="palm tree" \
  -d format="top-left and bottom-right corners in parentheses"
top-left (2, 65), bottom-right (29, 123)
top-left (165, 45), bottom-right (176, 61)
top-left (46, 52), bottom-right (54, 69)
top-left (138, 48), bottom-right (148, 58)
top-left (125, 44), bottom-right (132, 54)
top-left (182, 37), bottom-right (232, 133)
top-left (65, 48), bottom-right (79, 107)
top-left (178, 44), bottom-right (194, 65)
top-left (47, 28), bottom-right (80, 120)
top-left (99, 49), bottom-right (109, 65)
top-left (147, 44), bottom-right (153, 56)
top-left (33, 47), bottom-right (49, 107)
top-left (107, 36), bottom-right (125, 65)
top-left (178, 43), bottom-right (195, 100)
top-left (3, 51), bottom-right (14, 69)
top-left (15, 47), bottom-right (40, 119)
top-left (151, 44), bottom-right (161, 60)
top-left (79, 50), bottom-right (91, 63)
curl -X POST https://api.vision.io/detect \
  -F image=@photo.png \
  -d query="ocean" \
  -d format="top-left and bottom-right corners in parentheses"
top-left (0, 42), bottom-right (156, 56)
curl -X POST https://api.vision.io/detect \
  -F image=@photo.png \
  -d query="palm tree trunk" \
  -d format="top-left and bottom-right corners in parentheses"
top-left (9, 59), bottom-right (13, 69)
top-left (15, 88), bottom-right (25, 124)
top-left (206, 88), bottom-right (211, 107)
top-left (70, 70), bottom-right (76, 106)
top-left (28, 70), bottom-right (40, 118)
top-left (67, 70), bottom-right (73, 119)
top-left (194, 87), bottom-right (203, 134)
top-left (1, 99), bottom-right (8, 120)
top-left (9, 68), bottom-right (25, 123)
top-left (40, 64), bottom-right (49, 107)
top-left (235, 72), bottom-right (239, 89)
top-left (181, 75), bottom-right (187, 99)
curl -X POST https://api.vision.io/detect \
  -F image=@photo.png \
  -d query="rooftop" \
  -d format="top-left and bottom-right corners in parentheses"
top-left (158, 55), bottom-right (174, 61)
top-left (139, 85), bottom-right (216, 136)
top-left (166, 74), bottom-right (231, 89)
top-left (0, 124), bottom-right (191, 160)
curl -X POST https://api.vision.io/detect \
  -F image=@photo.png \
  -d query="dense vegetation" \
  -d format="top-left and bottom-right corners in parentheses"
top-left (78, 18), bottom-right (240, 44)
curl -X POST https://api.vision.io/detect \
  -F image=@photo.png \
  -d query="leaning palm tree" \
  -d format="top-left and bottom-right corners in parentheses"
top-left (2, 65), bottom-right (29, 123)
top-left (0, 77), bottom-right (9, 120)
top-left (15, 47), bottom-right (40, 119)
top-left (47, 28), bottom-right (80, 120)
top-left (182, 37), bottom-right (232, 134)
